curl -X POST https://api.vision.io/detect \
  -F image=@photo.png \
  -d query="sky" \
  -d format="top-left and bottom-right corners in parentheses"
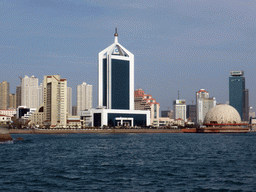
top-left (1, 0), bottom-right (256, 112)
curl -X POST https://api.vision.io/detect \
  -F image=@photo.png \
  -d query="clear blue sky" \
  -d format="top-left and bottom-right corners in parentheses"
top-left (1, 0), bottom-right (255, 111)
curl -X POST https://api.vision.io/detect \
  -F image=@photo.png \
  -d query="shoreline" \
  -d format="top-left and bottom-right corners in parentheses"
top-left (9, 129), bottom-right (183, 134)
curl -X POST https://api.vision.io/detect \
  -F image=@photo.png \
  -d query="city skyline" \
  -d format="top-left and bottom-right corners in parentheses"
top-left (1, 0), bottom-right (256, 111)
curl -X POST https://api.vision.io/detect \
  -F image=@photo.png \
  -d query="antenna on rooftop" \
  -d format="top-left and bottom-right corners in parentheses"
top-left (178, 90), bottom-right (180, 100)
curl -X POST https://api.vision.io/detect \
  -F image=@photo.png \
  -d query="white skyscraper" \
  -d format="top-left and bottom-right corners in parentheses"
top-left (173, 99), bottom-right (186, 120)
top-left (196, 89), bottom-right (216, 124)
top-left (98, 28), bottom-right (134, 110)
top-left (67, 87), bottom-right (72, 116)
top-left (43, 75), bottom-right (67, 128)
top-left (21, 75), bottom-right (39, 109)
top-left (81, 28), bottom-right (150, 127)
top-left (77, 82), bottom-right (92, 115)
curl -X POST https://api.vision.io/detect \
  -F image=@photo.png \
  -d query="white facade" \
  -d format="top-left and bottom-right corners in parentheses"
top-left (196, 89), bottom-right (216, 124)
top-left (81, 109), bottom-right (150, 127)
top-left (0, 115), bottom-right (11, 124)
top-left (21, 75), bottom-right (39, 109)
top-left (98, 28), bottom-right (134, 110)
top-left (38, 83), bottom-right (43, 106)
top-left (173, 99), bottom-right (186, 121)
top-left (77, 82), bottom-right (92, 115)
top-left (67, 87), bottom-right (72, 116)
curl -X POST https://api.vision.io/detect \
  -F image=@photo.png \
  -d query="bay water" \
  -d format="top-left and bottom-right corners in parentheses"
top-left (1, 133), bottom-right (256, 191)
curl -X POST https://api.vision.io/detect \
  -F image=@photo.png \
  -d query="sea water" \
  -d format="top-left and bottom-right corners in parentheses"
top-left (1, 133), bottom-right (256, 191)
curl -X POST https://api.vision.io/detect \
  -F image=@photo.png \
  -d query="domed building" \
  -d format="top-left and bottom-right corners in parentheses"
top-left (203, 104), bottom-right (241, 125)
top-left (195, 104), bottom-right (249, 133)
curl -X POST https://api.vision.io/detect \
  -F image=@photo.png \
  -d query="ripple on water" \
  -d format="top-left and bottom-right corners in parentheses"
top-left (1, 133), bottom-right (256, 191)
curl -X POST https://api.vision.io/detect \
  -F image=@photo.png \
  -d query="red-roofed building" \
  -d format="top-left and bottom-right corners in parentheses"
top-left (134, 89), bottom-right (160, 126)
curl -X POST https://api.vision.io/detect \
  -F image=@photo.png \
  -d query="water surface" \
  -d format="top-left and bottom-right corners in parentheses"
top-left (1, 133), bottom-right (256, 191)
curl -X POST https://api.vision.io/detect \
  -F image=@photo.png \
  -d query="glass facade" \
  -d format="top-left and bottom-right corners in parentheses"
top-left (103, 59), bottom-right (107, 107)
top-left (229, 76), bottom-right (245, 119)
top-left (93, 113), bottom-right (101, 127)
top-left (111, 59), bottom-right (130, 110)
top-left (108, 113), bottom-right (146, 127)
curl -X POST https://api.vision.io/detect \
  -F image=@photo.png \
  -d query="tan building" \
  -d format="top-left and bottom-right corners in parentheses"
top-left (134, 89), bottom-right (160, 126)
top-left (9, 94), bottom-right (16, 109)
top-left (28, 105), bottom-right (44, 127)
top-left (159, 117), bottom-right (174, 127)
top-left (16, 86), bottom-right (22, 108)
top-left (43, 75), bottom-right (67, 128)
top-left (0, 81), bottom-right (10, 109)
top-left (67, 87), bottom-right (72, 116)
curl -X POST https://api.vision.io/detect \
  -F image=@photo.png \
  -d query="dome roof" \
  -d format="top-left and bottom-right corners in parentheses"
top-left (204, 104), bottom-right (241, 124)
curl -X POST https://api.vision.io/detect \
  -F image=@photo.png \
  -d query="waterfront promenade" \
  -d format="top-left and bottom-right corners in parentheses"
top-left (9, 128), bottom-right (182, 134)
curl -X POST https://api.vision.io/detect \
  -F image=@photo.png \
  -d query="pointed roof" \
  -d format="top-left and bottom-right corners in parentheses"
top-left (99, 28), bottom-right (133, 58)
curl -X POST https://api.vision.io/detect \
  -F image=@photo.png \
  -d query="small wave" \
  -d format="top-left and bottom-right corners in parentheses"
top-left (0, 140), bottom-right (14, 144)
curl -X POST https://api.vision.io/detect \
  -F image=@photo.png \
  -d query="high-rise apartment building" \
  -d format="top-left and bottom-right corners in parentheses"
top-left (67, 87), bottom-right (72, 115)
top-left (134, 88), bottom-right (160, 126)
top-left (196, 89), bottom-right (216, 124)
top-left (0, 81), bottom-right (10, 109)
top-left (77, 82), bottom-right (92, 115)
top-left (43, 75), bottom-right (67, 128)
top-left (173, 100), bottom-right (186, 120)
top-left (21, 75), bottom-right (39, 109)
top-left (229, 71), bottom-right (249, 121)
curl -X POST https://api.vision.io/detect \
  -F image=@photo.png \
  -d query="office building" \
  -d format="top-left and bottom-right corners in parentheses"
top-left (229, 71), bottom-right (249, 121)
top-left (21, 75), bottom-right (39, 109)
top-left (98, 28), bottom-right (134, 110)
top-left (134, 88), bottom-right (160, 126)
top-left (243, 89), bottom-right (249, 121)
top-left (82, 29), bottom-right (150, 127)
top-left (173, 99), bottom-right (186, 121)
top-left (77, 82), bottom-right (92, 115)
top-left (43, 75), bottom-right (67, 128)
top-left (196, 89), bottom-right (216, 124)
top-left (0, 81), bottom-right (10, 109)
top-left (186, 105), bottom-right (196, 122)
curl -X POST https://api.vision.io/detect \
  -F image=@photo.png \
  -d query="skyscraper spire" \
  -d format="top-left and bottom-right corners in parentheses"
top-left (114, 27), bottom-right (118, 36)
top-left (114, 27), bottom-right (118, 43)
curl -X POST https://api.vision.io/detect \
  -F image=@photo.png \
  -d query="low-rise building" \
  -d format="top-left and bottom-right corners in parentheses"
top-left (159, 117), bottom-right (174, 127)
top-left (0, 109), bottom-right (16, 117)
top-left (0, 115), bottom-right (11, 124)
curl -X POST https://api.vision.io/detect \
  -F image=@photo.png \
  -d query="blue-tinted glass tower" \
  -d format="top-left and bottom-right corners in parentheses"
top-left (98, 28), bottom-right (134, 110)
top-left (229, 71), bottom-right (245, 120)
